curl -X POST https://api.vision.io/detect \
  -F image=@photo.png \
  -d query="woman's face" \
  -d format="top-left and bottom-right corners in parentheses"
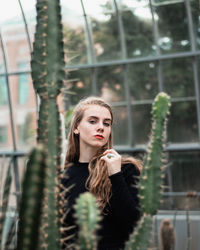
top-left (75, 105), bottom-right (112, 151)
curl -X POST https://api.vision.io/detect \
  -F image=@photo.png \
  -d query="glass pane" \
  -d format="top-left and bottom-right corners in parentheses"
top-left (98, 66), bottom-right (126, 102)
top-left (17, 112), bottom-right (37, 150)
top-left (0, 66), bottom-right (8, 105)
top-left (122, 9), bottom-right (155, 58)
top-left (128, 62), bottom-right (158, 101)
top-left (0, 126), bottom-right (7, 144)
top-left (61, 0), bottom-right (88, 64)
top-left (168, 101), bottom-right (198, 143)
top-left (119, 0), bottom-right (149, 9)
top-left (161, 151), bottom-right (200, 210)
top-left (162, 58), bottom-right (195, 98)
top-left (61, 0), bottom-right (83, 17)
top-left (0, 156), bottom-right (27, 209)
top-left (62, 16), bottom-right (88, 65)
top-left (154, 2), bottom-right (190, 53)
top-left (1, 1), bottom-right (32, 73)
top-left (18, 62), bottom-right (29, 105)
top-left (152, 0), bottom-right (184, 5)
top-left (132, 104), bottom-right (152, 145)
top-left (67, 69), bottom-right (93, 105)
top-left (191, 0), bottom-right (200, 50)
top-left (83, 0), bottom-right (114, 17)
top-left (112, 106), bottom-right (129, 145)
top-left (90, 3), bottom-right (122, 62)
top-left (9, 74), bottom-right (37, 151)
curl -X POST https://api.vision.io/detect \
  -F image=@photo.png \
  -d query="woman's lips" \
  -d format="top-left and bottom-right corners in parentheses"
top-left (94, 135), bottom-right (104, 140)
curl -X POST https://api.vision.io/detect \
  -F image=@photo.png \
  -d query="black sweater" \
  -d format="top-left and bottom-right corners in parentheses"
top-left (62, 162), bottom-right (141, 250)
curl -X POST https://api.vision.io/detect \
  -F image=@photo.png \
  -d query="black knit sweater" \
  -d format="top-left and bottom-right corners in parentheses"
top-left (61, 162), bottom-right (141, 250)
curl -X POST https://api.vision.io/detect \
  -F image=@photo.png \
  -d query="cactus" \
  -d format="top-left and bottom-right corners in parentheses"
top-left (74, 192), bottom-right (101, 250)
top-left (139, 92), bottom-right (171, 215)
top-left (125, 215), bottom-right (153, 250)
top-left (30, 0), bottom-right (66, 248)
top-left (125, 92), bottom-right (171, 250)
top-left (0, 158), bottom-right (12, 249)
top-left (17, 145), bottom-right (47, 250)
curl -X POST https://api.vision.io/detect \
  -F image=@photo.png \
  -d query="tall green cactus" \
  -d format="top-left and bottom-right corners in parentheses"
top-left (30, 0), bottom-right (65, 249)
top-left (125, 92), bottom-right (171, 250)
top-left (139, 92), bottom-right (170, 215)
top-left (74, 192), bottom-right (101, 250)
top-left (17, 145), bottom-right (47, 250)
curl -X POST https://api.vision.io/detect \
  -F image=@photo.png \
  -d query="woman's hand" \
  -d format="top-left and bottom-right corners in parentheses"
top-left (101, 149), bottom-right (122, 176)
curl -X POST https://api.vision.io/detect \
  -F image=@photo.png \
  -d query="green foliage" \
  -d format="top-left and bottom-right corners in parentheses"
top-left (74, 192), bottom-right (101, 250)
top-left (17, 145), bottom-right (47, 250)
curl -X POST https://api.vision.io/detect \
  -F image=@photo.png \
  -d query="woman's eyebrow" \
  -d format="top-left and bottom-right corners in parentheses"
top-left (88, 116), bottom-right (112, 122)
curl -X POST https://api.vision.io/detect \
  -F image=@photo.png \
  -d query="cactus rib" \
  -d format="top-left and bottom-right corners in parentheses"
top-left (139, 92), bottom-right (171, 215)
top-left (17, 145), bottom-right (47, 250)
top-left (74, 192), bottom-right (101, 250)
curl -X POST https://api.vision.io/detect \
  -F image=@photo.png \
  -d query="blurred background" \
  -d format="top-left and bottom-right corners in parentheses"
top-left (0, 0), bottom-right (200, 249)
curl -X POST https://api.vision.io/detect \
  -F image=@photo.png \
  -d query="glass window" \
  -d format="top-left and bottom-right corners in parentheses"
top-left (0, 65), bottom-right (8, 105)
top-left (161, 151), bottom-right (200, 210)
top-left (17, 113), bottom-right (34, 145)
top-left (0, 75), bottom-right (8, 105)
top-left (91, 11), bottom-right (122, 62)
top-left (128, 62), bottom-right (158, 101)
top-left (67, 68), bottom-right (93, 105)
top-left (162, 58), bottom-right (195, 98)
top-left (18, 62), bottom-right (29, 105)
top-left (0, 126), bottom-right (7, 144)
top-left (119, 0), bottom-right (150, 9)
top-left (154, 2), bottom-right (190, 53)
top-left (168, 101), bottom-right (198, 143)
top-left (112, 106), bottom-right (129, 145)
top-left (122, 8), bottom-right (155, 58)
top-left (191, 0), bottom-right (200, 50)
top-left (132, 104), bottom-right (152, 145)
top-left (152, 0), bottom-right (184, 5)
top-left (62, 17), bottom-right (88, 65)
top-left (98, 65), bottom-right (126, 102)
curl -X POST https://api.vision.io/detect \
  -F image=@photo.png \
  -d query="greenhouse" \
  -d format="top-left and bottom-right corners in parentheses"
top-left (0, 0), bottom-right (200, 249)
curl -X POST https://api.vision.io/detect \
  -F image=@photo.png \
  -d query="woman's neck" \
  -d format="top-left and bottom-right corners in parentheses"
top-left (79, 146), bottom-right (98, 163)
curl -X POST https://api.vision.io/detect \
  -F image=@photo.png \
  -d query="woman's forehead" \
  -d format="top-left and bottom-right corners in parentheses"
top-left (83, 105), bottom-right (112, 119)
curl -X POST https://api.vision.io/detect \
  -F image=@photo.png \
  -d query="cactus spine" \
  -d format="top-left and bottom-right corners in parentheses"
top-left (125, 92), bottom-right (171, 250)
top-left (74, 192), bottom-right (101, 250)
top-left (31, 0), bottom-right (65, 249)
top-left (17, 145), bottom-right (47, 250)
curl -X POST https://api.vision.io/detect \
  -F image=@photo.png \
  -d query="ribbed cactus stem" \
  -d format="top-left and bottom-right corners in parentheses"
top-left (125, 214), bottom-right (153, 250)
top-left (74, 192), bottom-right (101, 250)
top-left (31, 0), bottom-right (65, 248)
top-left (139, 92), bottom-right (171, 215)
top-left (17, 145), bottom-right (47, 250)
top-left (125, 92), bottom-right (171, 250)
top-left (0, 158), bottom-right (12, 247)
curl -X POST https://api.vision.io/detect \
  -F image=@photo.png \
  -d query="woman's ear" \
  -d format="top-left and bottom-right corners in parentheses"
top-left (74, 129), bottom-right (79, 135)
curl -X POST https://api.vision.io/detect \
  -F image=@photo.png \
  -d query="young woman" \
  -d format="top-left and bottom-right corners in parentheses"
top-left (61, 96), bottom-right (142, 250)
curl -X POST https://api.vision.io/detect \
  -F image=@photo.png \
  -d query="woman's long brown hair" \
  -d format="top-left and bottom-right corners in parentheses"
top-left (65, 96), bottom-right (142, 210)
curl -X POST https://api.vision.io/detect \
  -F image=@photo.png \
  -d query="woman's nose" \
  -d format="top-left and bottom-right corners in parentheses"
top-left (97, 122), bottom-right (104, 131)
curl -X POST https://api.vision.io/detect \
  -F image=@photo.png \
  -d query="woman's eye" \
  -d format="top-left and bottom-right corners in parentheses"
top-left (104, 122), bottom-right (110, 127)
top-left (89, 120), bottom-right (96, 124)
